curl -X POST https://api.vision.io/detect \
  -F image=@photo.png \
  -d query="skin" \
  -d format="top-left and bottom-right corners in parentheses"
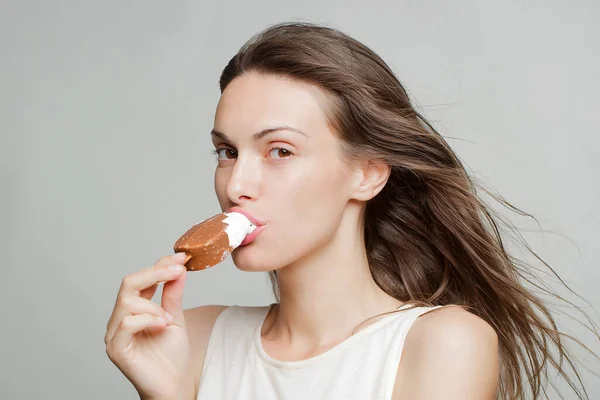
top-left (210, 71), bottom-right (401, 356)
top-left (209, 71), bottom-right (499, 397)
top-left (105, 71), bottom-right (499, 399)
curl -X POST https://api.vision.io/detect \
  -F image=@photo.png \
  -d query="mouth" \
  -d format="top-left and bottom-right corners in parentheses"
top-left (226, 207), bottom-right (267, 246)
top-left (239, 224), bottom-right (267, 246)
top-left (226, 206), bottom-right (266, 227)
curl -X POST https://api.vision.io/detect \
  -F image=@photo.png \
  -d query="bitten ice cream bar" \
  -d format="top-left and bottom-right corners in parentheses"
top-left (173, 212), bottom-right (256, 271)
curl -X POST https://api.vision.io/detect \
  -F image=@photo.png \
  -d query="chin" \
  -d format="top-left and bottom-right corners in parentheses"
top-left (231, 247), bottom-right (275, 272)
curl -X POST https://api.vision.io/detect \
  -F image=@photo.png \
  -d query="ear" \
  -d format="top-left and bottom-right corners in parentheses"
top-left (350, 159), bottom-right (391, 201)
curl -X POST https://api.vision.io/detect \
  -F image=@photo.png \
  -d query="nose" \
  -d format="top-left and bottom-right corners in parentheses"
top-left (225, 154), bottom-right (259, 205)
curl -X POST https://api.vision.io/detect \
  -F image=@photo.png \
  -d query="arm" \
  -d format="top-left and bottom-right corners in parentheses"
top-left (392, 306), bottom-right (500, 400)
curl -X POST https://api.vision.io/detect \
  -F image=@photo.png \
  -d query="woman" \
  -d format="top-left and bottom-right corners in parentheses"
top-left (105, 22), bottom-right (598, 399)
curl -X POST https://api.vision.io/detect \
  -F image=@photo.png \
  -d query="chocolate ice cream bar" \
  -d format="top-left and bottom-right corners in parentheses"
top-left (173, 212), bottom-right (256, 271)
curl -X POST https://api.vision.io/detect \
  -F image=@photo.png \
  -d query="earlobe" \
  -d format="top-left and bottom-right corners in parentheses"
top-left (352, 159), bottom-right (391, 201)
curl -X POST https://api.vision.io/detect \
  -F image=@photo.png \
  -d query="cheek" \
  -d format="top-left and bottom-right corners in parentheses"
top-left (225, 150), bottom-right (354, 270)
top-left (287, 172), bottom-right (348, 241)
top-left (288, 160), bottom-right (350, 216)
top-left (213, 169), bottom-right (229, 207)
top-left (232, 164), bottom-right (349, 271)
top-left (266, 156), bottom-right (350, 207)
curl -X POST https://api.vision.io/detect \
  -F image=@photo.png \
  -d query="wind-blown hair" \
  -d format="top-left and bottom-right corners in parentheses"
top-left (218, 22), bottom-right (599, 398)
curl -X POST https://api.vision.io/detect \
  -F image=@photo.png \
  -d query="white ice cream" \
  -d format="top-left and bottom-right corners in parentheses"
top-left (222, 212), bottom-right (257, 248)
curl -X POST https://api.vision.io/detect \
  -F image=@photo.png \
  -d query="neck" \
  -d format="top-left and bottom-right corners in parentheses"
top-left (264, 203), bottom-right (403, 350)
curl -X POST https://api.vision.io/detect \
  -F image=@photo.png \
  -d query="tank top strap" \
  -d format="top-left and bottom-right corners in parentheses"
top-left (381, 304), bottom-right (460, 399)
top-left (201, 304), bottom-right (271, 376)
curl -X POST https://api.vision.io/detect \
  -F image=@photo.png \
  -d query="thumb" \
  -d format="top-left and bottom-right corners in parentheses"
top-left (161, 268), bottom-right (187, 326)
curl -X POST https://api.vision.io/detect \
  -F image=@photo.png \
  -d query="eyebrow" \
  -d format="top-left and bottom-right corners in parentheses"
top-left (210, 126), bottom-right (308, 143)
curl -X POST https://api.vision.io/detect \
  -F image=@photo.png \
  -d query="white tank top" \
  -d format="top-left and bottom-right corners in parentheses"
top-left (197, 303), bottom-right (447, 400)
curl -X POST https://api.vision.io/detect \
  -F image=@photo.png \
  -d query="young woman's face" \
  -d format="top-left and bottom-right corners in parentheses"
top-left (212, 71), bottom-right (358, 272)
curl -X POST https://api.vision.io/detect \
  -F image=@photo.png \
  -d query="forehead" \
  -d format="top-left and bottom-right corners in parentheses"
top-left (214, 72), bottom-right (333, 139)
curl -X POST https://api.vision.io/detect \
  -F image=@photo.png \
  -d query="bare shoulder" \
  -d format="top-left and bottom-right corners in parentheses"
top-left (184, 305), bottom-right (229, 339)
top-left (393, 305), bottom-right (500, 400)
top-left (406, 305), bottom-right (498, 347)
top-left (183, 305), bottom-right (229, 397)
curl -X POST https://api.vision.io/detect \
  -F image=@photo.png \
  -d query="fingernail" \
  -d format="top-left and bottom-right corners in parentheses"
top-left (174, 252), bottom-right (187, 260)
top-left (168, 265), bottom-right (185, 273)
top-left (157, 317), bottom-right (167, 324)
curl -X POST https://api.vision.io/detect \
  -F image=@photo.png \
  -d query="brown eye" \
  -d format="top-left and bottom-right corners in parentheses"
top-left (216, 148), bottom-right (237, 159)
top-left (269, 147), bottom-right (292, 159)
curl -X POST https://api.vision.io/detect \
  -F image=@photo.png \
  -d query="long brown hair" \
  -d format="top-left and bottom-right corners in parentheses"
top-left (218, 22), bottom-right (599, 399)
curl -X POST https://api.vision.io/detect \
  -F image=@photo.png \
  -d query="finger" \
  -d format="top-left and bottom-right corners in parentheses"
top-left (162, 268), bottom-right (187, 327)
top-left (105, 296), bottom-right (174, 343)
top-left (109, 314), bottom-right (168, 352)
top-left (140, 283), bottom-right (159, 301)
top-left (118, 253), bottom-right (187, 297)
top-left (106, 253), bottom-right (186, 345)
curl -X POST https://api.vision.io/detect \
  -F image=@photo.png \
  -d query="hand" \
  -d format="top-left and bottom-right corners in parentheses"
top-left (105, 253), bottom-right (191, 399)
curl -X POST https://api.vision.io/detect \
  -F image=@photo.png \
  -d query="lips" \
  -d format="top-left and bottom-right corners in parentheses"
top-left (226, 207), bottom-right (268, 246)
top-left (239, 225), bottom-right (267, 246)
top-left (226, 207), bottom-right (266, 227)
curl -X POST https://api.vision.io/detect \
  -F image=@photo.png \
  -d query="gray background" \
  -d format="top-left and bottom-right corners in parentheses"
top-left (2, 1), bottom-right (599, 399)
